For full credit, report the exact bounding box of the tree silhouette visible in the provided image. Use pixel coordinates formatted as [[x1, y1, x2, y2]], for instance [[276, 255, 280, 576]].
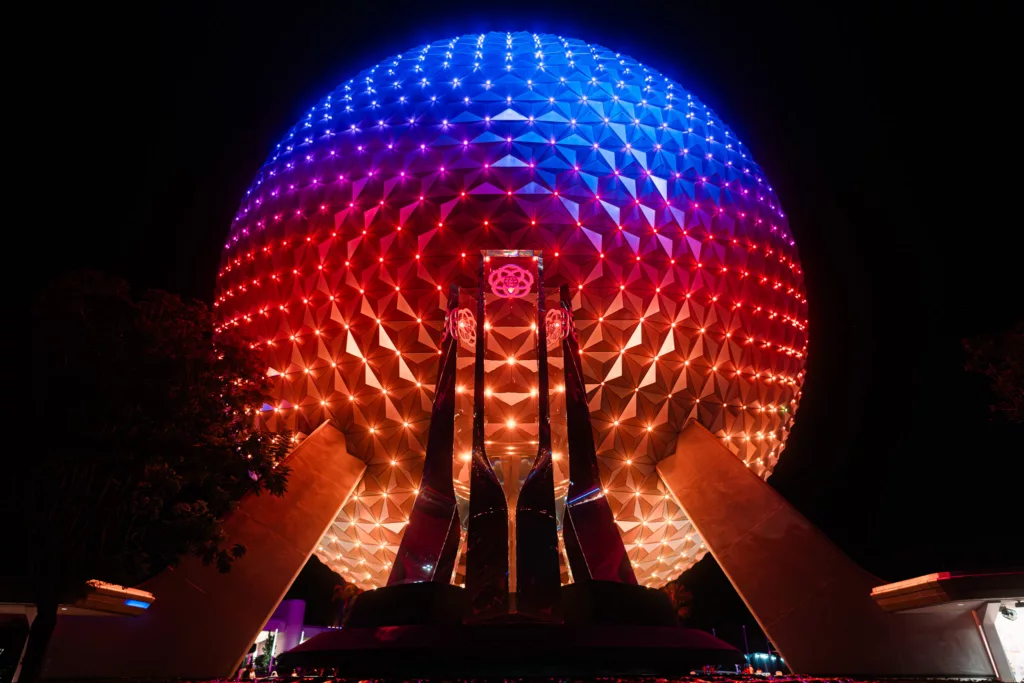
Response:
[[7, 271, 291, 681], [332, 582, 364, 626], [964, 321, 1024, 423], [661, 579, 694, 621]]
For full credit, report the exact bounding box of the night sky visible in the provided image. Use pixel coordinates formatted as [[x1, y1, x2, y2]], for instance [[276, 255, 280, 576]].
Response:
[[42, 1, 1019, 643]]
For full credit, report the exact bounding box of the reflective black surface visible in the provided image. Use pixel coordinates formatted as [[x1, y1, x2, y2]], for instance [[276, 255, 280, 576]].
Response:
[[464, 259, 510, 621], [387, 285, 462, 586], [514, 256, 563, 620], [559, 285, 638, 585]]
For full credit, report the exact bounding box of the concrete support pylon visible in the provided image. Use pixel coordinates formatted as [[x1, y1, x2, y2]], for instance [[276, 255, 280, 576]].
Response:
[[43, 421, 365, 680], [657, 420, 995, 677]]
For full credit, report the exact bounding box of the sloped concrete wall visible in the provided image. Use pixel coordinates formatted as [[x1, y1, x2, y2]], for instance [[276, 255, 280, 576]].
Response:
[[658, 421, 995, 677], [43, 422, 364, 680]]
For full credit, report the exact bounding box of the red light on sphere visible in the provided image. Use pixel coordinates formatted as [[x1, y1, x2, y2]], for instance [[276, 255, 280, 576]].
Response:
[[215, 32, 808, 591]]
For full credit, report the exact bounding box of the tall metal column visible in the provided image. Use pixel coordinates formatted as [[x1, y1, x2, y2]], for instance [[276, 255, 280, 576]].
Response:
[[387, 285, 461, 586], [463, 258, 510, 620], [514, 256, 563, 620], [559, 284, 637, 584]]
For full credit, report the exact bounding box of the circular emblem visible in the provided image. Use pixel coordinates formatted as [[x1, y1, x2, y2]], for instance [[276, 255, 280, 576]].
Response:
[[545, 308, 569, 351], [443, 308, 458, 342], [488, 264, 534, 299], [456, 308, 476, 349]]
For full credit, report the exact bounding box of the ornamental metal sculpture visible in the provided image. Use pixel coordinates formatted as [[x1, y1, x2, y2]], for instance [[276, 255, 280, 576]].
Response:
[[488, 264, 534, 299], [545, 307, 568, 351], [455, 308, 476, 349], [215, 31, 808, 591]]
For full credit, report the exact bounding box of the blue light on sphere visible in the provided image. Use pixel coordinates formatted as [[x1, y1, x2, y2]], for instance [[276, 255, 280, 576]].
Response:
[[216, 32, 807, 589]]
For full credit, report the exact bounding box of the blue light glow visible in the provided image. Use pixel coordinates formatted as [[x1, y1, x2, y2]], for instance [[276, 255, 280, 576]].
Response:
[[214, 31, 808, 590]]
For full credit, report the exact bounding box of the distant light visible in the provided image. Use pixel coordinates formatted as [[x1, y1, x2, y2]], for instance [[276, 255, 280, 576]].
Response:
[[124, 599, 151, 609]]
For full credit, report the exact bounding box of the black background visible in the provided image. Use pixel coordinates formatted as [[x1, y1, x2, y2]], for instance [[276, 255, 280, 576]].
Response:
[[37, 0, 1020, 643]]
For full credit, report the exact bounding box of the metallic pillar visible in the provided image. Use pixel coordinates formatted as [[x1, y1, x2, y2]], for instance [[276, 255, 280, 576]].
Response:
[[387, 285, 461, 586], [559, 284, 637, 585], [514, 256, 563, 620], [463, 259, 510, 620]]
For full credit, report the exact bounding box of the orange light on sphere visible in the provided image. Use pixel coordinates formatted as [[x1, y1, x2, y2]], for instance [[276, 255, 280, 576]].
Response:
[[214, 32, 808, 590]]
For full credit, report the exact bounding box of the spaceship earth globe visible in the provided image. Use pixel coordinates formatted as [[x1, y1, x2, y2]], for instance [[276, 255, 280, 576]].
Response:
[[215, 31, 808, 590]]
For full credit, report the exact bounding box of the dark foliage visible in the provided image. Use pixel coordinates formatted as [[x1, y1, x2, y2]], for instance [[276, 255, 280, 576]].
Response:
[[661, 579, 694, 621], [332, 583, 364, 627], [7, 271, 291, 681], [964, 321, 1024, 423], [254, 631, 276, 673]]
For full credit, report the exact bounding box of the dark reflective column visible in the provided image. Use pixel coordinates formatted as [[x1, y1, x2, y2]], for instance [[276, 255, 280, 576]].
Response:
[[387, 285, 461, 586], [559, 284, 637, 585], [514, 256, 563, 620], [463, 259, 510, 620]]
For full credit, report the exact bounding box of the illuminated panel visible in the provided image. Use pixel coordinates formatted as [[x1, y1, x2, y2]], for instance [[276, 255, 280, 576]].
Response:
[[215, 31, 808, 590]]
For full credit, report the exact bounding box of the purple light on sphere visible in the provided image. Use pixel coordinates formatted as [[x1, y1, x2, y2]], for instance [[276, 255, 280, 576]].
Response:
[[215, 32, 808, 589]]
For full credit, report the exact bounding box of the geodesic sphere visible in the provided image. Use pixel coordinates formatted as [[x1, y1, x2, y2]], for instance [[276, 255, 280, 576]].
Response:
[[215, 31, 808, 590]]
